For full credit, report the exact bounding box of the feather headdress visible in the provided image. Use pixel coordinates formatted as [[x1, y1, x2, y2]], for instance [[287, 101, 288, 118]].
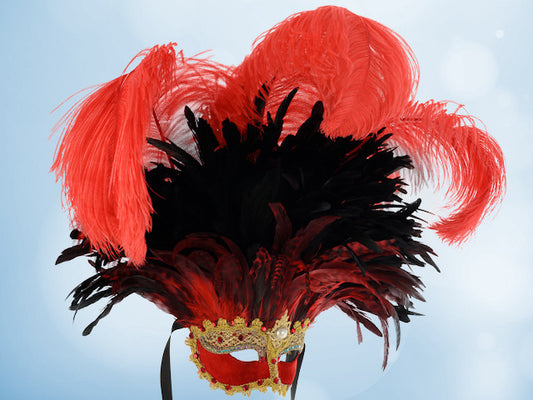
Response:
[[53, 6, 505, 399]]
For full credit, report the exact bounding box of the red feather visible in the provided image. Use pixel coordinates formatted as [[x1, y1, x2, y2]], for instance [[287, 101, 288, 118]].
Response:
[[388, 100, 506, 243], [213, 6, 418, 139], [52, 44, 179, 265], [52, 5, 505, 266]]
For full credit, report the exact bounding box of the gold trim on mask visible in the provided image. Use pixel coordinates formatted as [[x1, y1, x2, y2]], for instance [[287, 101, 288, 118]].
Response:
[[185, 311, 310, 396]]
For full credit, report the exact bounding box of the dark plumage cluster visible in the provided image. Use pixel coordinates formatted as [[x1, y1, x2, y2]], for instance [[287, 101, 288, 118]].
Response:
[[57, 89, 437, 366]]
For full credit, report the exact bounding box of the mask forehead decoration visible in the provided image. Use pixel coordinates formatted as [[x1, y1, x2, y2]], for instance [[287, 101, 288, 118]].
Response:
[[52, 5, 505, 399]]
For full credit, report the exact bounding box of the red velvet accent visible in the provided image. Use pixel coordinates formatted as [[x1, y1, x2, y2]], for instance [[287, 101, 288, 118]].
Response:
[[278, 358, 298, 384], [197, 340, 269, 385], [196, 340, 298, 386]]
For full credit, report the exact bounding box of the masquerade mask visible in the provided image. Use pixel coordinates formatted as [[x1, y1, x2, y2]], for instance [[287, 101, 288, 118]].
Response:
[[52, 5, 505, 399], [185, 313, 309, 395]]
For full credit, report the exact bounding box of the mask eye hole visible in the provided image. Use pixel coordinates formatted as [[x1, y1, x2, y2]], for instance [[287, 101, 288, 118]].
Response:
[[282, 350, 300, 363], [230, 349, 260, 362]]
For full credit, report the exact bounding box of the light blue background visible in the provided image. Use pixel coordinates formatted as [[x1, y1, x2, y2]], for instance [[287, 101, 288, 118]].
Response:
[[1, 1, 532, 399]]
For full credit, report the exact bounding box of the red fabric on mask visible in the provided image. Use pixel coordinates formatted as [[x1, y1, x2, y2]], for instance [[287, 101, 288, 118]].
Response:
[[196, 340, 298, 386]]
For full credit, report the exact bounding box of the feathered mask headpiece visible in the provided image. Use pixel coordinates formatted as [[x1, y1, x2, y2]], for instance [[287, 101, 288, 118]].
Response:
[[52, 6, 505, 399]]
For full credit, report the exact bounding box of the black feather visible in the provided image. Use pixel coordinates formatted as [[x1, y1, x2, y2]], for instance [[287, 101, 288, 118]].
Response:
[[58, 90, 438, 350]]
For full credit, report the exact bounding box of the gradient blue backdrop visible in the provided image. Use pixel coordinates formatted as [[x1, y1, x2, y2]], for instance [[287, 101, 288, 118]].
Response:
[[1, 1, 532, 399]]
